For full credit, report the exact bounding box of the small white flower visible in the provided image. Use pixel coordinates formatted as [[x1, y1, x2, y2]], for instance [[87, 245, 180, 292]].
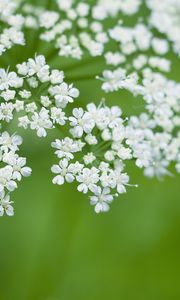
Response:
[[0, 191, 14, 217], [19, 89, 31, 99], [50, 70, 64, 84], [50, 83, 79, 108], [90, 187, 114, 213], [30, 108, 53, 137], [0, 102, 14, 122], [51, 107, 67, 125], [18, 116, 30, 129], [77, 167, 99, 194], [52, 137, 83, 160], [3, 154, 32, 181], [0, 132, 22, 152], [85, 134, 98, 145], [40, 96, 51, 107], [0, 69, 22, 90], [69, 108, 95, 138], [39, 11, 59, 29], [14, 100, 24, 112], [52, 159, 75, 185], [83, 153, 96, 165], [27, 55, 50, 82], [0, 165, 17, 192], [1, 89, 16, 101]]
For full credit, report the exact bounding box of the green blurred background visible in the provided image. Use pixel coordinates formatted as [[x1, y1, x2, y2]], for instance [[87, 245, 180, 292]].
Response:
[[0, 1, 180, 299]]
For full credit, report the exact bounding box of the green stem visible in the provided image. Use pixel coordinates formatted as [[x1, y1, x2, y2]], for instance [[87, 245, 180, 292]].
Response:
[[66, 74, 99, 82], [93, 141, 112, 155]]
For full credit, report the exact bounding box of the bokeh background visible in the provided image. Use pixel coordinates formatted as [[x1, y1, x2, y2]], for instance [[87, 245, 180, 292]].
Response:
[[0, 1, 180, 299]]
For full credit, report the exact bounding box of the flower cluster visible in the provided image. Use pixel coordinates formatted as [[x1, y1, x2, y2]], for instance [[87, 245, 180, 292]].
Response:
[[100, 67, 180, 132], [0, 0, 179, 217], [98, 68, 139, 93], [51, 102, 137, 213], [147, 0, 180, 56], [0, 54, 79, 137], [0, 0, 25, 56], [108, 22, 170, 57], [0, 131, 31, 216], [126, 114, 180, 177], [98, 67, 180, 177], [21, 0, 143, 60]]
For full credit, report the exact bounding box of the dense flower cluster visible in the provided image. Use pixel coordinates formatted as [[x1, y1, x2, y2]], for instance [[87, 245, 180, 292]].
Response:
[[127, 114, 180, 177], [100, 68, 180, 128], [0, 0, 179, 216], [0, 131, 31, 216], [0, 54, 79, 137], [21, 0, 143, 60], [0, 0, 25, 56], [99, 67, 180, 178], [147, 0, 180, 56], [51, 102, 138, 213]]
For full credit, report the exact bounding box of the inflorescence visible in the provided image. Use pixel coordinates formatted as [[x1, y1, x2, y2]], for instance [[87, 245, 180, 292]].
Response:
[[0, 0, 179, 215]]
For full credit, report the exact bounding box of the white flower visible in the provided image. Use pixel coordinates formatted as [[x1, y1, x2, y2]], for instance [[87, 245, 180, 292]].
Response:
[[0, 132, 22, 152], [144, 159, 170, 178], [100, 68, 138, 93], [90, 187, 114, 213], [104, 150, 115, 161], [105, 52, 126, 66], [40, 96, 51, 107], [0, 165, 17, 192], [50, 107, 67, 125], [25, 102, 37, 113], [50, 83, 79, 108], [68, 162, 84, 174], [1, 89, 16, 101], [77, 167, 99, 194], [69, 108, 95, 138], [30, 108, 53, 137], [19, 89, 31, 99], [109, 169, 130, 194], [116, 146, 132, 160], [0, 69, 22, 90], [27, 55, 50, 82], [27, 77, 38, 88], [0, 191, 14, 217], [0, 102, 14, 122], [18, 116, 30, 129], [52, 137, 83, 160], [39, 11, 59, 29], [51, 159, 75, 185], [3, 153, 32, 181], [50, 70, 64, 84], [83, 153, 96, 165], [16, 62, 29, 75], [85, 134, 98, 145], [108, 106, 122, 128]]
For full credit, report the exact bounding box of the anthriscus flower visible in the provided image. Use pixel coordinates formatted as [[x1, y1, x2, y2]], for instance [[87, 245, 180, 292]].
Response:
[[0, 0, 25, 56], [51, 102, 138, 213], [0, 0, 179, 216], [0, 54, 79, 137], [0, 131, 31, 216]]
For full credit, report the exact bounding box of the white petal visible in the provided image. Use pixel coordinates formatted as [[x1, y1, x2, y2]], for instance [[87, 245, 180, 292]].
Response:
[[6, 205, 14, 216], [21, 167, 32, 177], [65, 173, 74, 183], [52, 175, 64, 185]]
